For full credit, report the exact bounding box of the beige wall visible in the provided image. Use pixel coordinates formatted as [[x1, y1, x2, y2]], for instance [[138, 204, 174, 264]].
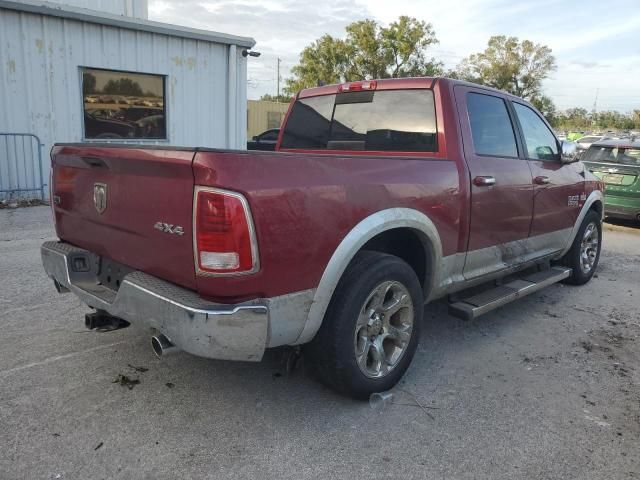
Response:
[[247, 100, 289, 139]]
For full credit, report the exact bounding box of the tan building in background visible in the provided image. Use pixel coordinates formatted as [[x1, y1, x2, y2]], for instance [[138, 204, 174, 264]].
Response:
[[247, 100, 289, 139]]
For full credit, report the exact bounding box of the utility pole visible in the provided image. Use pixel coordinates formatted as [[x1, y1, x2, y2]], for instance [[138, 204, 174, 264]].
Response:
[[277, 57, 281, 100], [592, 88, 599, 127]]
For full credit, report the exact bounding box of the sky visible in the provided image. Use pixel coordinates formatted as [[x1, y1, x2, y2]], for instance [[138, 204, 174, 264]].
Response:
[[148, 0, 640, 112]]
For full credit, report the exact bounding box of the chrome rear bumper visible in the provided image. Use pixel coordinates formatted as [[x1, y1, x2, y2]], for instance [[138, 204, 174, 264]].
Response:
[[41, 241, 269, 361]]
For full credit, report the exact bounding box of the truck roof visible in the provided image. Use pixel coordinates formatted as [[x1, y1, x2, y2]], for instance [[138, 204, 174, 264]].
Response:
[[592, 139, 640, 149], [296, 77, 526, 101]]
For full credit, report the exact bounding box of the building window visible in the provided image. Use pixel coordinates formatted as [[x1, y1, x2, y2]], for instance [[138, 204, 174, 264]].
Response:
[[81, 67, 166, 140], [267, 111, 284, 129]]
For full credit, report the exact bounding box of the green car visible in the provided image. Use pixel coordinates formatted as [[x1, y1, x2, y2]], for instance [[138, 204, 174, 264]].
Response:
[[582, 140, 640, 222], [567, 132, 583, 141]]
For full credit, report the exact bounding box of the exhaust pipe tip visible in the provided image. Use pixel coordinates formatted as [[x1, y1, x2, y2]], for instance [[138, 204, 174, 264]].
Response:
[[151, 334, 178, 358]]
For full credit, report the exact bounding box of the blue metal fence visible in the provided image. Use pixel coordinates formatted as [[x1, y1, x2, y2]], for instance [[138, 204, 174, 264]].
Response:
[[0, 133, 46, 201]]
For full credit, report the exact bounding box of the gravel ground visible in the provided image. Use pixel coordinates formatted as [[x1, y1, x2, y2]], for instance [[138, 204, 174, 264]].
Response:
[[1, 206, 638, 479]]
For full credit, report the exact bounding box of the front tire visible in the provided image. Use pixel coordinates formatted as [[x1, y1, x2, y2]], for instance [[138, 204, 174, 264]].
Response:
[[561, 209, 602, 285], [304, 251, 423, 399]]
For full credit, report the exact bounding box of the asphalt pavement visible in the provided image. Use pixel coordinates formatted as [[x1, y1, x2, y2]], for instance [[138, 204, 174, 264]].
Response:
[[1, 206, 638, 479]]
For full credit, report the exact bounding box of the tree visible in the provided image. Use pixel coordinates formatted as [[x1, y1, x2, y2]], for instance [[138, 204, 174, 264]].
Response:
[[457, 36, 556, 100], [595, 110, 634, 130], [103, 78, 143, 96], [284, 16, 443, 95], [530, 95, 557, 125], [260, 94, 292, 103], [82, 72, 96, 94], [555, 108, 590, 131]]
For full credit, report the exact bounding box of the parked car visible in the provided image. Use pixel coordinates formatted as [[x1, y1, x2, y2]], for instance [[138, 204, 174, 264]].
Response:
[[575, 135, 607, 158], [86, 108, 120, 120], [566, 132, 584, 141], [119, 107, 163, 122], [43, 77, 603, 399], [247, 128, 280, 151], [581, 139, 640, 222], [83, 111, 135, 139], [135, 114, 165, 138]]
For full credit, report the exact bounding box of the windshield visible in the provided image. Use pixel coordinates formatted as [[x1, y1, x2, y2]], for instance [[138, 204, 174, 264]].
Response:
[[281, 89, 437, 152], [583, 146, 640, 165]]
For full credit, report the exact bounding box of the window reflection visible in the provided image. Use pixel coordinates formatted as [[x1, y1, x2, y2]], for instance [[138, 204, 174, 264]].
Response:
[[82, 68, 166, 140], [467, 93, 518, 158]]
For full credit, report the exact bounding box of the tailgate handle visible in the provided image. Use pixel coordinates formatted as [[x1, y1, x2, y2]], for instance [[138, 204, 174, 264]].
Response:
[[82, 156, 108, 168]]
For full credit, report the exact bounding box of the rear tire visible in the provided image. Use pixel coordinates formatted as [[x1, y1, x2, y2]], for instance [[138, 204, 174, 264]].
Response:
[[561, 210, 602, 285], [304, 251, 423, 400]]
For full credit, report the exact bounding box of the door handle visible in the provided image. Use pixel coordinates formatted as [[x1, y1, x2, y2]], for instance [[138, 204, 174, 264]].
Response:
[[473, 176, 496, 187], [534, 176, 550, 185]]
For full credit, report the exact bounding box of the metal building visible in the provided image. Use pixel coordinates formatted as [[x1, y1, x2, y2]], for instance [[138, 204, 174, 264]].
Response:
[[0, 0, 255, 200]]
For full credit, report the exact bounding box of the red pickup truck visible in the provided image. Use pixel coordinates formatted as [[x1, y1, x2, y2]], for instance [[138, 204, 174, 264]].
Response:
[[42, 77, 603, 398]]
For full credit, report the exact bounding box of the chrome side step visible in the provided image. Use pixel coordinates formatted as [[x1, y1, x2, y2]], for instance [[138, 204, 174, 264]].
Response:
[[448, 267, 572, 321]]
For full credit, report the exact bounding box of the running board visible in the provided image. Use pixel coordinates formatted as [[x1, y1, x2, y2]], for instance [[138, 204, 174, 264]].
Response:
[[448, 267, 572, 321]]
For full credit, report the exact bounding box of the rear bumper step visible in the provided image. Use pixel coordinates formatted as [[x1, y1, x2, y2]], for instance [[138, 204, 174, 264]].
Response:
[[41, 241, 268, 361], [448, 267, 571, 321]]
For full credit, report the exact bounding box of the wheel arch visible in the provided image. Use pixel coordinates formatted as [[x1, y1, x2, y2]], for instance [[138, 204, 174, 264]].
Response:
[[294, 208, 443, 344], [589, 198, 604, 219], [559, 189, 604, 258]]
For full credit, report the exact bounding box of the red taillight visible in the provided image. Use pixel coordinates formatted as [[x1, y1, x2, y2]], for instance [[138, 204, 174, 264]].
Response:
[[194, 187, 258, 275], [338, 80, 377, 92]]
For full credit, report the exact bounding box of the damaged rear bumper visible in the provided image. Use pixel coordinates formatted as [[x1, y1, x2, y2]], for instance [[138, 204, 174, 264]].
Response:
[[41, 241, 268, 361]]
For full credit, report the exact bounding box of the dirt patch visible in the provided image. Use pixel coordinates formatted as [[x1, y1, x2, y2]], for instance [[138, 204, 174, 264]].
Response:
[[112, 374, 140, 390], [0, 199, 48, 209]]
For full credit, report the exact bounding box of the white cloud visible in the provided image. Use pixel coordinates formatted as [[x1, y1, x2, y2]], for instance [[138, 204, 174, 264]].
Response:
[[148, 0, 640, 110]]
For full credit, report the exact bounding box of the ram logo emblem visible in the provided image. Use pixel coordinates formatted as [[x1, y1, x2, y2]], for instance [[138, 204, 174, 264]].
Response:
[[154, 222, 185, 236], [93, 183, 107, 214]]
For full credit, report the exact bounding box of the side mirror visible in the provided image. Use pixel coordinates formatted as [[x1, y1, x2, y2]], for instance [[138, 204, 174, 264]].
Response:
[[560, 140, 579, 164], [252, 136, 258, 141]]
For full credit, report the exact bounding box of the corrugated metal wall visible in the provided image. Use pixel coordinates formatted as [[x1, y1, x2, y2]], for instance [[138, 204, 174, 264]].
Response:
[[247, 100, 289, 139], [45, 0, 148, 19], [0, 6, 248, 199]]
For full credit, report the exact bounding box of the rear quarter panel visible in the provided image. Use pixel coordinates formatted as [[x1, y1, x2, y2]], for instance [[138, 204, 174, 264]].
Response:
[[192, 150, 463, 301]]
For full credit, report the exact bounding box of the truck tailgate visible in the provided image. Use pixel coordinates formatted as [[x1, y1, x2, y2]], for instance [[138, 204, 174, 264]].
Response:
[[51, 145, 197, 290]]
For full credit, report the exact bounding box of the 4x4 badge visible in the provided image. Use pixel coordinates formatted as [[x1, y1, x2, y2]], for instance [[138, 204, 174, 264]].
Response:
[[154, 222, 185, 236], [93, 183, 107, 214]]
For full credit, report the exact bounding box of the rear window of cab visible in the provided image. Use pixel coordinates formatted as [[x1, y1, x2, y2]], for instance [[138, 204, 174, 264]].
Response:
[[583, 146, 640, 165], [280, 89, 437, 153]]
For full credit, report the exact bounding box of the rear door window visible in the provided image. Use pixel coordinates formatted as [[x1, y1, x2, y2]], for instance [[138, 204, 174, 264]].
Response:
[[280, 89, 437, 152], [466, 93, 518, 158], [513, 103, 558, 160]]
